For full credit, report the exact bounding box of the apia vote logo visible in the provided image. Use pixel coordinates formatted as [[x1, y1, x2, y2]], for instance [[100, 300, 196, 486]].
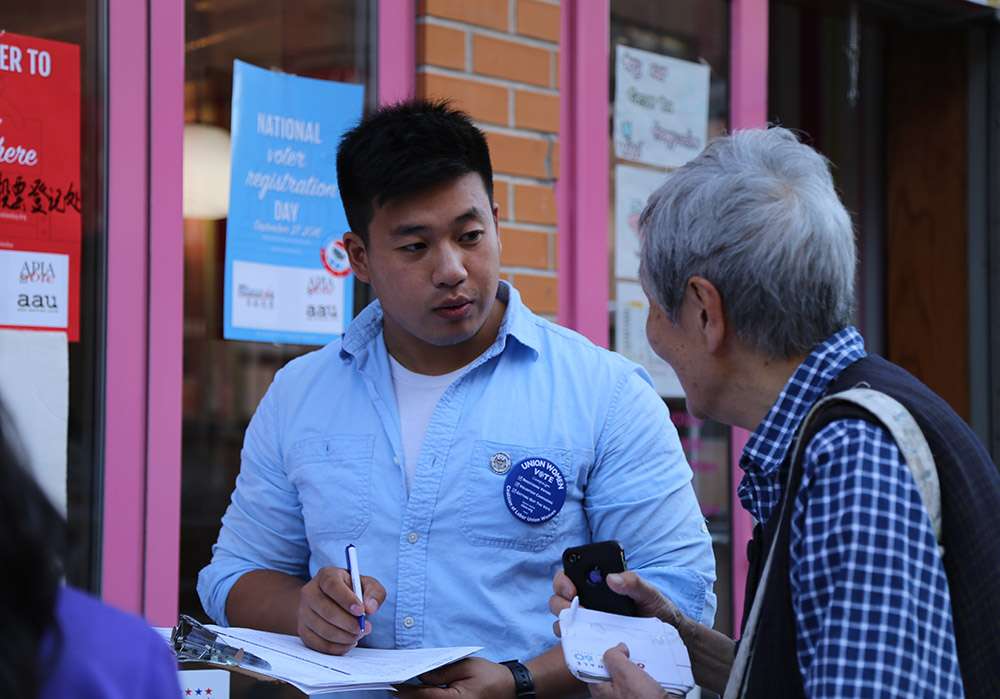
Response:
[[320, 238, 351, 278], [19, 259, 56, 284]]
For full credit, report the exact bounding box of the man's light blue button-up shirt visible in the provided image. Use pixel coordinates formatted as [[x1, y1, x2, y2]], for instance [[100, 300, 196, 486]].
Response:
[[198, 282, 716, 670]]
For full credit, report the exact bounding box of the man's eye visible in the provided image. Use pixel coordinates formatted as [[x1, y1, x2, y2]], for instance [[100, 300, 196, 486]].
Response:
[[461, 230, 484, 243], [399, 242, 425, 253]]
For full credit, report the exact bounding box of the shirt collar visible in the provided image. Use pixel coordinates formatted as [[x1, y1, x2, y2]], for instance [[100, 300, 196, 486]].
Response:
[[340, 280, 542, 363], [740, 326, 868, 480]]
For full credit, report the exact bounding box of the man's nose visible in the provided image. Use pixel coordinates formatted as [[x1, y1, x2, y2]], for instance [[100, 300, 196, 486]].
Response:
[[432, 244, 468, 287]]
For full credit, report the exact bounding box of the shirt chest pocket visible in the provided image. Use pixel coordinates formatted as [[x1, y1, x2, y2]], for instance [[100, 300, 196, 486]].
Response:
[[287, 434, 374, 540], [461, 440, 577, 552]]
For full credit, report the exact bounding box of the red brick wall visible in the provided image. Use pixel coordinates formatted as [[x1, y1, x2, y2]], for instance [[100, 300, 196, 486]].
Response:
[[416, 0, 560, 316]]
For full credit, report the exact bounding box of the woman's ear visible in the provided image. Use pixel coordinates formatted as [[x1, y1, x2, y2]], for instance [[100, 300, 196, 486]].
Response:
[[688, 276, 726, 354]]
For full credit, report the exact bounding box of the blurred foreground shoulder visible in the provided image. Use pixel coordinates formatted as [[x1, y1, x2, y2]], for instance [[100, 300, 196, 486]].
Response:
[[40, 586, 180, 699]]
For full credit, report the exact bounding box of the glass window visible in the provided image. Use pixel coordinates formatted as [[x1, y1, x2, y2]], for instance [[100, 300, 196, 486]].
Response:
[[180, 0, 376, 622], [2, 2, 107, 592], [609, 0, 734, 637]]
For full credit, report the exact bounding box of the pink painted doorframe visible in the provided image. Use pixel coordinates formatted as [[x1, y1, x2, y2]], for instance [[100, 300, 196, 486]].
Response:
[[557, 0, 611, 348], [103, 0, 184, 626], [729, 0, 768, 636], [144, 0, 185, 626], [557, 0, 767, 635], [379, 0, 415, 104], [103, 0, 407, 623], [102, 0, 151, 616]]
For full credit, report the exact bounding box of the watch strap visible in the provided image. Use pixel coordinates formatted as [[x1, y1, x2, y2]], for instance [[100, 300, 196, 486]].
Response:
[[500, 659, 536, 699]]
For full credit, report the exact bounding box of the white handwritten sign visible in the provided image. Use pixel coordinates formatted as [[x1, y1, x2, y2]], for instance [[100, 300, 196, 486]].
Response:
[[614, 45, 709, 169], [614, 164, 667, 280], [615, 281, 684, 398]]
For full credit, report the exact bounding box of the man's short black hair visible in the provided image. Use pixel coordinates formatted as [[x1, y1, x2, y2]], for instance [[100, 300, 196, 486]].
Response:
[[336, 99, 494, 241]]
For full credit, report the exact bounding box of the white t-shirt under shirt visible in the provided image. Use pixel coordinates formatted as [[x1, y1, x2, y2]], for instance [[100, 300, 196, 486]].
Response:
[[388, 355, 468, 493]]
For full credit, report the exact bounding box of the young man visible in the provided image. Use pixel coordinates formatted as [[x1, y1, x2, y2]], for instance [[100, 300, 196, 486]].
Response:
[[550, 127, 1000, 698], [198, 100, 716, 698]]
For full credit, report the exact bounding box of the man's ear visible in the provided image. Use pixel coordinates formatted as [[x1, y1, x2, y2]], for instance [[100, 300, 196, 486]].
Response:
[[688, 276, 726, 354], [492, 201, 502, 254], [343, 232, 371, 284]]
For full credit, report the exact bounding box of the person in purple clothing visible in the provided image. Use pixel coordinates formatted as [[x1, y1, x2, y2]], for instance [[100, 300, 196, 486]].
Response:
[[0, 404, 180, 699]]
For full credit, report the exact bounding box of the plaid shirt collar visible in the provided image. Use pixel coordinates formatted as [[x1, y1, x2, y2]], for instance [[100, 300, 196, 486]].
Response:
[[738, 326, 868, 523]]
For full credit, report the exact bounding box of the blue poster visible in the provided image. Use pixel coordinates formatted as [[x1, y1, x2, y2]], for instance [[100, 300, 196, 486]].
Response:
[[224, 60, 364, 344]]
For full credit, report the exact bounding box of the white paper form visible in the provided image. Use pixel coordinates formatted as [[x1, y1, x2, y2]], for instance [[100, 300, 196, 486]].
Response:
[[559, 598, 694, 695], [211, 626, 481, 694]]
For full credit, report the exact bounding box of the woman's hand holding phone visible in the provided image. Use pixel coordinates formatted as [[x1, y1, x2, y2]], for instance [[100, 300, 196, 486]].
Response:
[[548, 569, 685, 636], [550, 567, 737, 695]]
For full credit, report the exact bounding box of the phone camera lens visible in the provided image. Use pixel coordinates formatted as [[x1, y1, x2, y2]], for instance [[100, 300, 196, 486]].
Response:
[[569, 553, 581, 565]]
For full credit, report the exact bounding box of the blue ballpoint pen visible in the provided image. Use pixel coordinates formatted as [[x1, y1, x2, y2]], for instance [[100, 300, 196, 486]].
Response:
[[345, 544, 365, 633]]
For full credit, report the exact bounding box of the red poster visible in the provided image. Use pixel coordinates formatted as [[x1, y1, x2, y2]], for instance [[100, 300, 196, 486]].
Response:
[[0, 33, 81, 340]]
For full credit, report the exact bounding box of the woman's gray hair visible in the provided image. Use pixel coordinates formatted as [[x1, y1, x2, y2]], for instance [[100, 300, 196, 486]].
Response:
[[638, 127, 856, 359]]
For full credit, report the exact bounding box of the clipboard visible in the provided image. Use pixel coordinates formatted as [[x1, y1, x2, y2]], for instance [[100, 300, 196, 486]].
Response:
[[160, 617, 482, 694], [169, 614, 277, 680]]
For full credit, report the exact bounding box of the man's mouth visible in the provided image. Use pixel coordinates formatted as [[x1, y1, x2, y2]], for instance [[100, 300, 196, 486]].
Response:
[[435, 296, 472, 309], [433, 297, 474, 319]]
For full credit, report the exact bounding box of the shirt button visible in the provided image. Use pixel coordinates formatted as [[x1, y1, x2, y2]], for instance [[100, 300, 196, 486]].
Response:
[[393, 456, 400, 465], [403, 616, 415, 628], [407, 532, 419, 544]]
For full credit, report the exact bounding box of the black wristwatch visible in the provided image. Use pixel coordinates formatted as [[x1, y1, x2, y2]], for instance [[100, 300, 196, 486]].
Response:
[[500, 659, 536, 699]]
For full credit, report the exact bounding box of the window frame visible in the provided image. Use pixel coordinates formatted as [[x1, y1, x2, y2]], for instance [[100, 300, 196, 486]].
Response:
[[101, 0, 408, 625], [563, 0, 767, 634]]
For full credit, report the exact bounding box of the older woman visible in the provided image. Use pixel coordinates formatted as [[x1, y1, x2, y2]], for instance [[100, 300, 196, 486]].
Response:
[[552, 127, 998, 698]]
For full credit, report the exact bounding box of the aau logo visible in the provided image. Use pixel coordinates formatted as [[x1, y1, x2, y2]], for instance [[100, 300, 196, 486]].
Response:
[[19, 260, 56, 284], [17, 294, 58, 312]]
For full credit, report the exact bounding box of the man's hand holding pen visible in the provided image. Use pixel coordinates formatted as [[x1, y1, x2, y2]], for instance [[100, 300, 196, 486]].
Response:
[[297, 566, 386, 655]]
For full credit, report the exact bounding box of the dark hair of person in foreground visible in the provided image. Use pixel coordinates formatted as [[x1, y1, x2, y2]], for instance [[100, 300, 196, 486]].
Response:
[[0, 405, 66, 698]]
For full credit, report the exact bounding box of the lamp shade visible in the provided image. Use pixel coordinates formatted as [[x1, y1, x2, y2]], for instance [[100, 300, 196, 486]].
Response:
[[183, 123, 231, 220]]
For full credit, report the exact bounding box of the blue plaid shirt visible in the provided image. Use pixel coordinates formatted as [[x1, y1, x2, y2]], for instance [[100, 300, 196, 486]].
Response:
[[739, 327, 964, 697]]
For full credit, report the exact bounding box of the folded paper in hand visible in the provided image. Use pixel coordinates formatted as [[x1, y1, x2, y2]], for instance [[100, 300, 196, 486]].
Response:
[[559, 597, 694, 695], [157, 618, 481, 695]]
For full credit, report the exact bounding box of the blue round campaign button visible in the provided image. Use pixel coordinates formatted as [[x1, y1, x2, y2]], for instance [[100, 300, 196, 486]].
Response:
[[504, 457, 567, 524]]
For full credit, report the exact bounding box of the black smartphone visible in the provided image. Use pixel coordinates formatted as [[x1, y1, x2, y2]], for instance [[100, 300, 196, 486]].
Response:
[[562, 540, 637, 616]]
